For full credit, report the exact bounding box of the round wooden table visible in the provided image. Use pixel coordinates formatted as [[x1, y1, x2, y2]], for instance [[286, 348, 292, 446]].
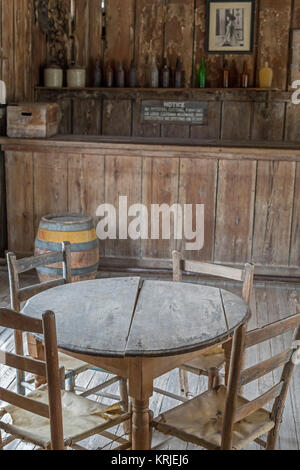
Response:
[[22, 277, 250, 450]]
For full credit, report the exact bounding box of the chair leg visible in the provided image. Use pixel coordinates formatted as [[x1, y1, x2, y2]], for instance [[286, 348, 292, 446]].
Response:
[[0, 429, 2, 450], [266, 426, 280, 450], [208, 368, 219, 390], [120, 379, 130, 435], [67, 374, 76, 392], [179, 368, 189, 397], [149, 410, 154, 449]]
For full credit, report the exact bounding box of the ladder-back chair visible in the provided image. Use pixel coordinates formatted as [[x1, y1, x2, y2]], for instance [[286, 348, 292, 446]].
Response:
[[0, 308, 131, 450], [6, 245, 128, 412], [153, 312, 300, 450], [172, 251, 254, 396]]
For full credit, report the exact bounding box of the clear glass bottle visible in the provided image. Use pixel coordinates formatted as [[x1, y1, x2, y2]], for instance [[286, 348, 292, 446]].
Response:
[[128, 60, 137, 88], [149, 57, 159, 88], [162, 58, 170, 88], [106, 61, 114, 87], [222, 60, 230, 88], [115, 61, 125, 88], [241, 61, 249, 88], [175, 58, 183, 88]]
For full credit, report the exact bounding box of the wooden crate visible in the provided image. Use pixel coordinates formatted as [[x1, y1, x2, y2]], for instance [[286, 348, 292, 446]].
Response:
[[7, 103, 59, 138]]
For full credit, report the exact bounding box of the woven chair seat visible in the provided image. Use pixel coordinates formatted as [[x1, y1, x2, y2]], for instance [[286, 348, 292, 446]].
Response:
[[183, 345, 225, 372], [153, 385, 275, 450], [0, 386, 125, 449]]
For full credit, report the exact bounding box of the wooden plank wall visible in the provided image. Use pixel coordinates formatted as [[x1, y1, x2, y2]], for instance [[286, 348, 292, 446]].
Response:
[[4, 146, 300, 277], [0, 0, 47, 103], [64, 0, 295, 90]]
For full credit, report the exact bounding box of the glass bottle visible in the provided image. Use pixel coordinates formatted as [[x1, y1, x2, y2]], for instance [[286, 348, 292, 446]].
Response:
[[149, 57, 159, 88], [241, 61, 249, 88], [128, 60, 137, 88], [222, 61, 230, 88], [198, 57, 207, 88], [175, 58, 183, 88], [106, 61, 114, 87], [93, 58, 102, 87], [162, 58, 170, 88], [259, 62, 273, 88], [115, 61, 125, 88]]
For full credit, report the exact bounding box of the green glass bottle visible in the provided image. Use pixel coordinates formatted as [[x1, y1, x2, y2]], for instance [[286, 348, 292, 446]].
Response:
[[198, 57, 207, 88]]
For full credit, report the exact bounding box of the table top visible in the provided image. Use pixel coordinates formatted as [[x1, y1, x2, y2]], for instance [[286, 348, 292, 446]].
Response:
[[22, 277, 250, 359]]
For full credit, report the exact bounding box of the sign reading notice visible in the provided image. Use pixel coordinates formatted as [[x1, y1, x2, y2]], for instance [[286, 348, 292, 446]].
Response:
[[141, 101, 208, 125]]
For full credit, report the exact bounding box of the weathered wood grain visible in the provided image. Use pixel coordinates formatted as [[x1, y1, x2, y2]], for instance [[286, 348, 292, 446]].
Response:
[[252, 161, 296, 266], [74, 0, 89, 67], [105, 0, 135, 71], [251, 103, 285, 142], [104, 155, 142, 258], [164, 0, 194, 88], [221, 102, 252, 140], [102, 100, 132, 136], [256, 0, 292, 90], [178, 158, 217, 260], [67, 153, 105, 222], [214, 160, 256, 264], [290, 162, 300, 267], [5, 151, 34, 253], [141, 157, 179, 260], [134, 0, 165, 87], [33, 152, 68, 235], [72, 99, 101, 135]]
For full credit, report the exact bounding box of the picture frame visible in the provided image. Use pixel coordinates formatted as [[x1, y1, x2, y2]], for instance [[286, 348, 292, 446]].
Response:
[[206, 0, 255, 54]]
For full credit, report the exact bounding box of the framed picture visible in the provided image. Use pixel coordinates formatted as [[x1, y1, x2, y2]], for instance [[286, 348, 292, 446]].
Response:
[[206, 1, 255, 54]]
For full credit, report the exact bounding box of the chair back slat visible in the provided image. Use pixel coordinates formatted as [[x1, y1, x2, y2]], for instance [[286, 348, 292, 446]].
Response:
[[183, 260, 244, 282], [0, 308, 64, 450], [0, 308, 43, 334], [234, 382, 283, 424], [222, 315, 300, 449], [16, 251, 64, 274], [18, 278, 65, 302], [240, 349, 292, 386], [172, 251, 254, 305], [0, 350, 46, 377], [245, 313, 300, 349], [0, 387, 49, 419]]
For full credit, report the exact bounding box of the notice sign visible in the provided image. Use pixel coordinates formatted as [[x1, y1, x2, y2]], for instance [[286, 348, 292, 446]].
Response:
[[141, 101, 208, 125]]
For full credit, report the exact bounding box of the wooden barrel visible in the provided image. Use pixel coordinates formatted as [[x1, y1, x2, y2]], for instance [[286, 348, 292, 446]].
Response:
[[35, 213, 99, 282]]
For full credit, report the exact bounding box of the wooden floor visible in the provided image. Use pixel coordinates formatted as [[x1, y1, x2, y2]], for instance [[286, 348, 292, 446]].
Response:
[[0, 269, 299, 451]]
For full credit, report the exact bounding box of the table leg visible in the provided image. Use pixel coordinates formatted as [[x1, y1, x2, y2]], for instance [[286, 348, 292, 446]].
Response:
[[131, 398, 151, 450]]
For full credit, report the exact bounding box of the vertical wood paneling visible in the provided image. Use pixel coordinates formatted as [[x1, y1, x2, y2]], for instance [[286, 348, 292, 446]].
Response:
[[178, 158, 217, 261], [221, 102, 252, 140], [214, 160, 256, 264], [134, 0, 165, 87], [102, 100, 132, 136], [141, 157, 179, 259], [251, 103, 285, 142], [72, 99, 101, 135], [33, 153, 68, 235], [252, 161, 296, 266], [74, 0, 89, 67], [87, 0, 103, 85], [67, 154, 105, 221], [191, 102, 221, 139], [104, 155, 142, 258], [0, 151, 6, 256], [290, 163, 300, 267], [105, 0, 135, 71], [2, 0, 15, 102], [256, 0, 292, 90], [5, 151, 34, 252], [132, 100, 161, 137], [285, 103, 300, 142], [164, 0, 194, 87]]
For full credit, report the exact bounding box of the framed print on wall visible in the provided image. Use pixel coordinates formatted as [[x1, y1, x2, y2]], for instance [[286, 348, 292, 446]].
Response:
[[206, 0, 255, 54]]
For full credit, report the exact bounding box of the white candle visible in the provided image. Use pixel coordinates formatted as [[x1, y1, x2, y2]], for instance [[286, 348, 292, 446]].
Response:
[[70, 0, 75, 21]]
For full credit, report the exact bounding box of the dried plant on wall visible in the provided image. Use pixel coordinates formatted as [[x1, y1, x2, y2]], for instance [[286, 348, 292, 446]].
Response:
[[35, 0, 72, 67]]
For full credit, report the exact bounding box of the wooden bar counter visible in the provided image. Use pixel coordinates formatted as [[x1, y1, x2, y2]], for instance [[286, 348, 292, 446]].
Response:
[[1, 136, 299, 278]]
